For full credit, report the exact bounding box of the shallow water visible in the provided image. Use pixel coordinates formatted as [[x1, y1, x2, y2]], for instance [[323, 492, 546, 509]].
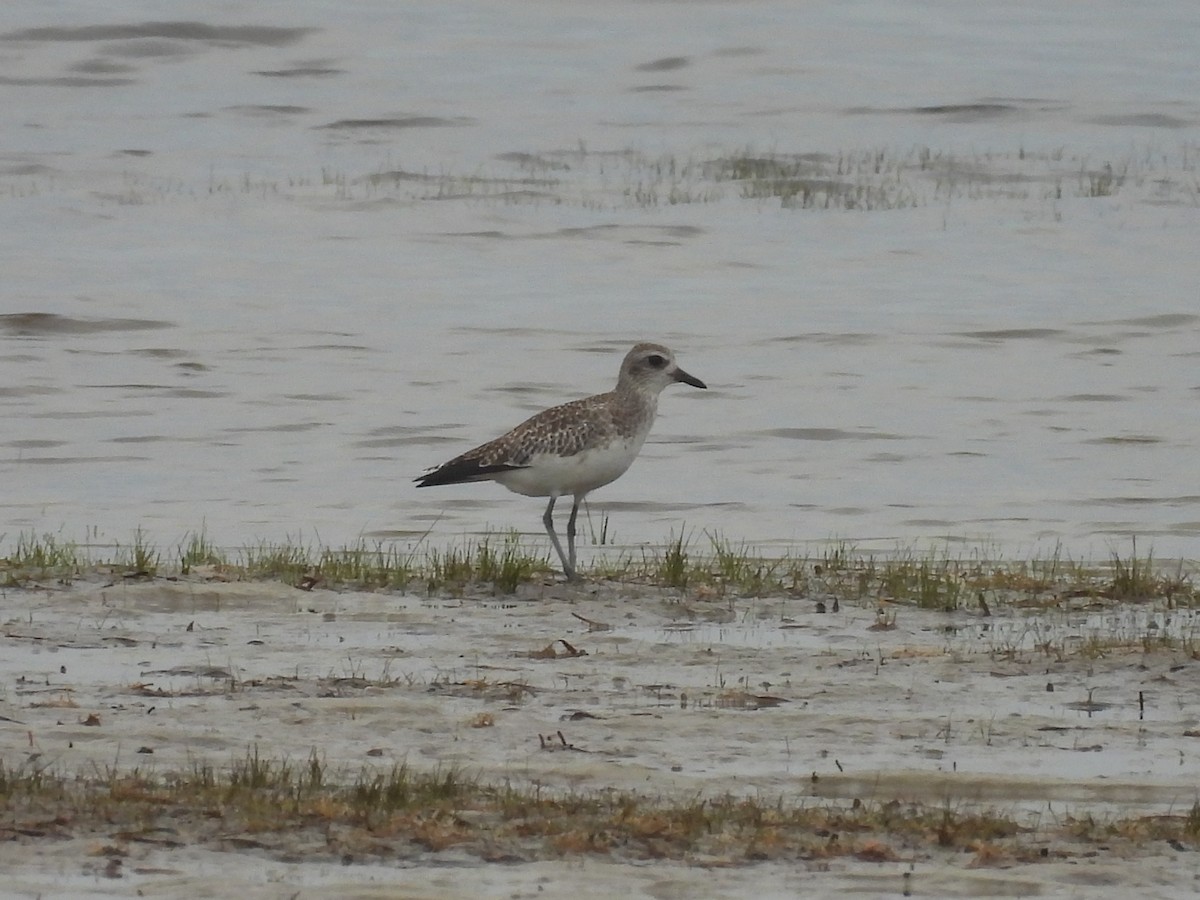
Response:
[[1, 1, 1198, 561]]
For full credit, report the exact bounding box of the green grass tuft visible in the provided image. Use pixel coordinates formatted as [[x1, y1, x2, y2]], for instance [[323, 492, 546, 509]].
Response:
[[1, 528, 1195, 613]]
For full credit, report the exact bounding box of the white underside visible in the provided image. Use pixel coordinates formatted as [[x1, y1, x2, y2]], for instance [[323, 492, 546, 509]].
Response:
[[494, 436, 645, 499]]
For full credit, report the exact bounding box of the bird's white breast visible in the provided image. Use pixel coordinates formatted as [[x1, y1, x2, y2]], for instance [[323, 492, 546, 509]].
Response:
[[495, 433, 646, 498]]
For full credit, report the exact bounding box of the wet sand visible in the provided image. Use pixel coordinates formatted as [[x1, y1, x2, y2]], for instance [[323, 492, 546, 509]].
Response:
[[3, 574, 1199, 897]]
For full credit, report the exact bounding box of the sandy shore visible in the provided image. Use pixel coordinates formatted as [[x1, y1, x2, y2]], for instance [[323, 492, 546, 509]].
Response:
[[3, 573, 1199, 898]]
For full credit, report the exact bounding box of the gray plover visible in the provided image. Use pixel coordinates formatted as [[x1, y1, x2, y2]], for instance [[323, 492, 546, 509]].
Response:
[[415, 342, 706, 581]]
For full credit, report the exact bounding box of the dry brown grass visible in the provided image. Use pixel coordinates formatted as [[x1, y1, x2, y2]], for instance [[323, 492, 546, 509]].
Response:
[[3, 757, 1198, 867]]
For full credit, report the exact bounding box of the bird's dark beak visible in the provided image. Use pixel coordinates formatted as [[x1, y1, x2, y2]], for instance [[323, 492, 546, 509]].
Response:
[[673, 367, 706, 389]]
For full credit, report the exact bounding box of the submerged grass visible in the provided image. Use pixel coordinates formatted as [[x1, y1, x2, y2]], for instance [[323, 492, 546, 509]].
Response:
[[306, 141, 1198, 212], [2, 755, 1198, 864], [0, 528, 1194, 612]]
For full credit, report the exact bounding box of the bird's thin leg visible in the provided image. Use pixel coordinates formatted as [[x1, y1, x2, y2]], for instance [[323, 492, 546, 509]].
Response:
[[542, 495, 575, 580], [566, 496, 581, 576]]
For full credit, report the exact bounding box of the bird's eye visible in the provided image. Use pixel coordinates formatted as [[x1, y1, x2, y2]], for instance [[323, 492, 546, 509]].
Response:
[[647, 354, 667, 368]]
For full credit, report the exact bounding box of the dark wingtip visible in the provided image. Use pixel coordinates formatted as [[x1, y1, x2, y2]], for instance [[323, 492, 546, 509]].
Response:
[[415, 460, 527, 488]]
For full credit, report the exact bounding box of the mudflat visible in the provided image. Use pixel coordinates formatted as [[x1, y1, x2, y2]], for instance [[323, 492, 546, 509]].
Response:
[[3, 572, 1198, 898]]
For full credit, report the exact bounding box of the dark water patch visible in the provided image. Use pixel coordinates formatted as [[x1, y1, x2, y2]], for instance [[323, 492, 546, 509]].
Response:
[[622, 225, 704, 246], [443, 224, 700, 241], [977, 95, 1063, 105], [226, 104, 310, 116], [320, 116, 473, 130], [1058, 394, 1126, 402], [629, 85, 687, 93], [707, 153, 832, 180], [909, 103, 1021, 121], [255, 66, 343, 78], [224, 422, 327, 434], [83, 384, 226, 399], [921, 164, 1052, 186], [515, 223, 703, 241], [950, 395, 1000, 403], [486, 382, 559, 396], [846, 103, 1021, 121], [757, 428, 907, 442], [1, 23, 315, 47], [867, 452, 908, 463], [130, 347, 186, 358], [1088, 113, 1192, 129], [361, 528, 440, 541], [1063, 698, 1114, 713], [971, 516, 1040, 525], [649, 434, 710, 445], [69, 59, 136, 74], [691, 440, 748, 453], [109, 435, 169, 444], [555, 224, 700, 240], [259, 469, 299, 481], [1103, 313, 1198, 329], [118, 149, 152, 157], [167, 388, 224, 398], [495, 152, 571, 171], [1072, 347, 1122, 357], [428, 498, 505, 511], [450, 230, 510, 239], [281, 393, 345, 402], [13, 454, 149, 464], [27, 408, 153, 420], [295, 343, 372, 352], [450, 326, 579, 339], [0, 162, 58, 176], [0, 313, 171, 336], [1075, 495, 1200, 507], [439, 189, 556, 203], [1084, 434, 1163, 445], [1087, 523, 1191, 538], [599, 500, 742, 513], [764, 332, 874, 346], [0, 76, 136, 87], [955, 328, 1066, 341], [7, 439, 65, 449], [658, 225, 703, 238], [367, 169, 557, 188], [102, 39, 194, 58], [85, 382, 164, 389], [635, 56, 690, 72]]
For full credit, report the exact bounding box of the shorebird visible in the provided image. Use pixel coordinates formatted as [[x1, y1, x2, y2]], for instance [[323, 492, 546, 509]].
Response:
[[415, 342, 706, 580]]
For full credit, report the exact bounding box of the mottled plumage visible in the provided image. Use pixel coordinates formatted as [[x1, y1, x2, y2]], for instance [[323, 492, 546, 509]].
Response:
[[415, 343, 706, 580]]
